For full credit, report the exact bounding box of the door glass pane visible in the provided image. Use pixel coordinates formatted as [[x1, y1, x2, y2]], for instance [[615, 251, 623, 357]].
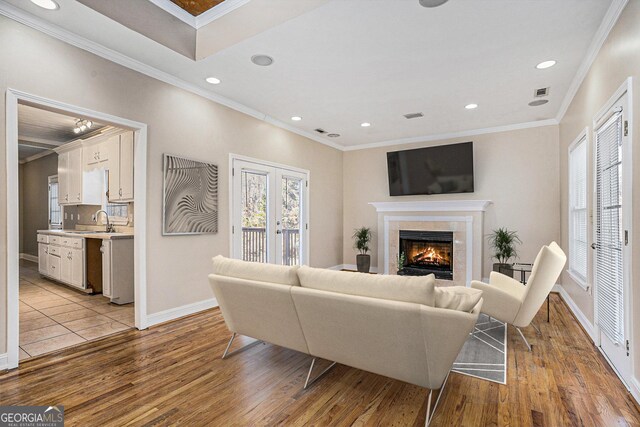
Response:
[[281, 176, 302, 265], [241, 171, 268, 263]]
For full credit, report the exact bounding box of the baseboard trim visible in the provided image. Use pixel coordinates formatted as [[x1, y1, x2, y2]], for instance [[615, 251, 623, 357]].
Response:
[[146, 298, 218, 328], [19, 253, 38, 263], [0, 353, 8, 371], [330, 264, 379, 273], [556, 285, 596, 342], [631, 377, 640, 406]]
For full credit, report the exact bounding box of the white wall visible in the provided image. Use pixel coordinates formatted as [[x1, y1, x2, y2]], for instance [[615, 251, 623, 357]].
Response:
[[0, 16, 344, 354], [558, 1, 640, 388], [342, 125, 561, 277]]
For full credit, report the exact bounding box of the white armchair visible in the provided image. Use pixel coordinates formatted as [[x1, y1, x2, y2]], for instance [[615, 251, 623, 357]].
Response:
[[471, 242, 566, 351]]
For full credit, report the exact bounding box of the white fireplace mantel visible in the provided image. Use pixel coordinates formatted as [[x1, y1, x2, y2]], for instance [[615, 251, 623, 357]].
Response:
[[369, 200, 492, 213]]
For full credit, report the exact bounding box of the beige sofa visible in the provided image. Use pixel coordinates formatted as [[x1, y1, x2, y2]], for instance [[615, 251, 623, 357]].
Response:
[[208, 256, 482, 425]]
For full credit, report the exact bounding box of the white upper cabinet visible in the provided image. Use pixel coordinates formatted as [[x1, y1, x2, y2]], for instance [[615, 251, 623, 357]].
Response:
[[108, 131, 134, 202], [83, 136, 112, 169], [58, 145, 103, 206]]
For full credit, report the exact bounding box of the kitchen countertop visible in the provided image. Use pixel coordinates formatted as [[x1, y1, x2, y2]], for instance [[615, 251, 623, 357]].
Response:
[[37, 229, 134, 240]]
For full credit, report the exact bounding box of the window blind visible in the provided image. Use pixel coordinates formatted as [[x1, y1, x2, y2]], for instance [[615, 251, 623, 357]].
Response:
[[595, 111, 624, 345], [568, 137, 587, 283]]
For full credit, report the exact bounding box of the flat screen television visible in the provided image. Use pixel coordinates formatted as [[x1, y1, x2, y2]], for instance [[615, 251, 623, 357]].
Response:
[[386, 142, 474, 196]]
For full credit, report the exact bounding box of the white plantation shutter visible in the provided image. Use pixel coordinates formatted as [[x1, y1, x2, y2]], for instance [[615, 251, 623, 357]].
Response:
[[595, 111, 624, 345], [568, 137, 587, 283]]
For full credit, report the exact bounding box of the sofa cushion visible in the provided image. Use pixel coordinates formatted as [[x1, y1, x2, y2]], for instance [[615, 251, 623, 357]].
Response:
[[434, 286, 482, 312], [297, 266, 435, 306], [212, 255, 300, 286]]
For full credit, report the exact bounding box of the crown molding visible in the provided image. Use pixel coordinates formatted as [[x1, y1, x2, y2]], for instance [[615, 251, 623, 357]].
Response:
[[369, 200, 493, 213], [146, 0, 196, 27], [147, 0, 251, 29], [555, 0, 629, 123], [19, 149, 55, 165], [195, 0, 251, 29], [342, 118, 558, 152], [0, 1, 341, 152]]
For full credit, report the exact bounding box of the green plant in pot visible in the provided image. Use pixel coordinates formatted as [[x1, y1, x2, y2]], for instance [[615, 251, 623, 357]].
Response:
[[353, 227, 373, 273], [488, 227, 521, 277]]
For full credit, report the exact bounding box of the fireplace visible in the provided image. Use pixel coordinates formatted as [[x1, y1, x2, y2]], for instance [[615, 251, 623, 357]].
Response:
[[398, 230, 453, 280]]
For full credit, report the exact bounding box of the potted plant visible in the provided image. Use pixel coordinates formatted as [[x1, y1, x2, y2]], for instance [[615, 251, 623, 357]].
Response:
[[488, 227, 521, 277], [353, 227, 373, 273], [396, 252, 407, 275]]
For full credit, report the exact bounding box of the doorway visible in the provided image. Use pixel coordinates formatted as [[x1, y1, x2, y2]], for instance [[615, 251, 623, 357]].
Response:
[[592, 82, 633, 385], [230, 155, 309, 266], [5, 89, 148, 370]]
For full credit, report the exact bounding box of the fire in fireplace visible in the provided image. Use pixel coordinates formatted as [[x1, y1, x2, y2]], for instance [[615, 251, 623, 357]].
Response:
[[399, 230, 453, 280]]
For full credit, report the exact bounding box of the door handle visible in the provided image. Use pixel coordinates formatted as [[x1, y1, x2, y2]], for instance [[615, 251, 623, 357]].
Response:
[[591, 243, 597, 250]]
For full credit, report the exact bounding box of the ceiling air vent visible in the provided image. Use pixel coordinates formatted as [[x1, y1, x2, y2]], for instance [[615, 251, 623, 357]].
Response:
[[534, 87, 550, 98], [403, 112, 424, 119], [314, 128, 327, 134]]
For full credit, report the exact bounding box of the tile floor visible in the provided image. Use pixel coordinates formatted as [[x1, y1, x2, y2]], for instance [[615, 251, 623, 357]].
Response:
[[19, 260, 134, 360]]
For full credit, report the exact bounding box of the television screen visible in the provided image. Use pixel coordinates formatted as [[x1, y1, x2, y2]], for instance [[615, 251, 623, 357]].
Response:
[[386, 142, 474, 196]]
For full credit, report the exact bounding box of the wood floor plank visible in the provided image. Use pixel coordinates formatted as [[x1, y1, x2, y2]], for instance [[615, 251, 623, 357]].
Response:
[[1, 293, 639, 426]]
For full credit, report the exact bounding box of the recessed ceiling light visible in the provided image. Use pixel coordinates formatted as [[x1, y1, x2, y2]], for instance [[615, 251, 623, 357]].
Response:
[[465, 103, 478, 109], [251, 55, 274, 66], [361, 122, 371, 127], [30, 0, 59, 10], [205, 77, 221, 85], [536, 60, 556, 69], [327, 133, 340, 138], [291, 116, 302, 121], [419, 0, 449, 7], [528, 99, 549, 107]]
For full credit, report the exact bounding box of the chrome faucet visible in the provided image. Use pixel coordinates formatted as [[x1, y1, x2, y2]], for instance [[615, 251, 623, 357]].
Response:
[[95, 210, 115, 233]]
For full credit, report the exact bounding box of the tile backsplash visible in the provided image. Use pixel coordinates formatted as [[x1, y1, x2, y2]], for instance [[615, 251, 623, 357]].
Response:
[[62, 202, 134, 233]]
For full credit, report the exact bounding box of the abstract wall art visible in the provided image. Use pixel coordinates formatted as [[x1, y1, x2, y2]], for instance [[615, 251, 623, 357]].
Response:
[[162, 154, 218, 235]]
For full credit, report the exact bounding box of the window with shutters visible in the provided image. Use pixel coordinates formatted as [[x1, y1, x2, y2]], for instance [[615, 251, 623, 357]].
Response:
[[568, 134, 588, 287]]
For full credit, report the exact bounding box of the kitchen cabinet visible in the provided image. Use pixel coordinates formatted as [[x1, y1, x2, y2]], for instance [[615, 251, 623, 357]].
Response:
[[108, 131, 134, 202], [101, 239, 134, 304], [61, 248, 84, 288], [58, 145, 103, 206], [38, 232, 85, 290], [38, 243, 49, 275], [83, 135, 112, 168]]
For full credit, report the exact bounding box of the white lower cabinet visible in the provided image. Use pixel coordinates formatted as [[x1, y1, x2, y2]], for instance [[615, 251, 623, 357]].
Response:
[[48, 253, 61, 280], [38, 243, 49, 275], [38, 233, 85, 290]]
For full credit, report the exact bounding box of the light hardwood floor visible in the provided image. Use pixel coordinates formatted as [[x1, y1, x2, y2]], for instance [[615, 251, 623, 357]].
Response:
[[1, 293, 639, 426]]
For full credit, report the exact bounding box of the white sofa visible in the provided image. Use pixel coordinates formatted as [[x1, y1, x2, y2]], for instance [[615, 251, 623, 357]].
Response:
[[208, 256, 483, 425]]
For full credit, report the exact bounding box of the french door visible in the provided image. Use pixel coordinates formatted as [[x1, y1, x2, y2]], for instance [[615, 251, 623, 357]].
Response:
[[231, 157, 308, 266], [593, 92, 631, 384]]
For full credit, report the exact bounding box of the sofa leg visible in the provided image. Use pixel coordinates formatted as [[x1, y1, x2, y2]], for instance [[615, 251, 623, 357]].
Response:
[[303, 358, 337, 390], [222, 333, 237, 359], [425, 371, 450, 426], [516, 327, 532, 352], [221, 333, 263, 359]]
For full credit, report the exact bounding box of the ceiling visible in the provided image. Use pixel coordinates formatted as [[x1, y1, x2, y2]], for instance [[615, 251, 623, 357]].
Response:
[[2, 0, 619, 150], [171, 0, 225, 16], [18, 104, 106, 162]]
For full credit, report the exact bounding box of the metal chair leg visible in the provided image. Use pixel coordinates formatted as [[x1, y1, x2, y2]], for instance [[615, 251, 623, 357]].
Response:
[[303, 357, 337, 390], [221, 333, 263, 359], [516, 327, 532, 351], [425, 371, 450, 426], [222, 333, 236, 359]]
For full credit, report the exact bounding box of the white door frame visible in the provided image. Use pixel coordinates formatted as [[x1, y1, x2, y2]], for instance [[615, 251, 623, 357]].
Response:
[[228, 154, 310, 265], [5, 88, 149, 369], [591, 77, 634, 386]]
